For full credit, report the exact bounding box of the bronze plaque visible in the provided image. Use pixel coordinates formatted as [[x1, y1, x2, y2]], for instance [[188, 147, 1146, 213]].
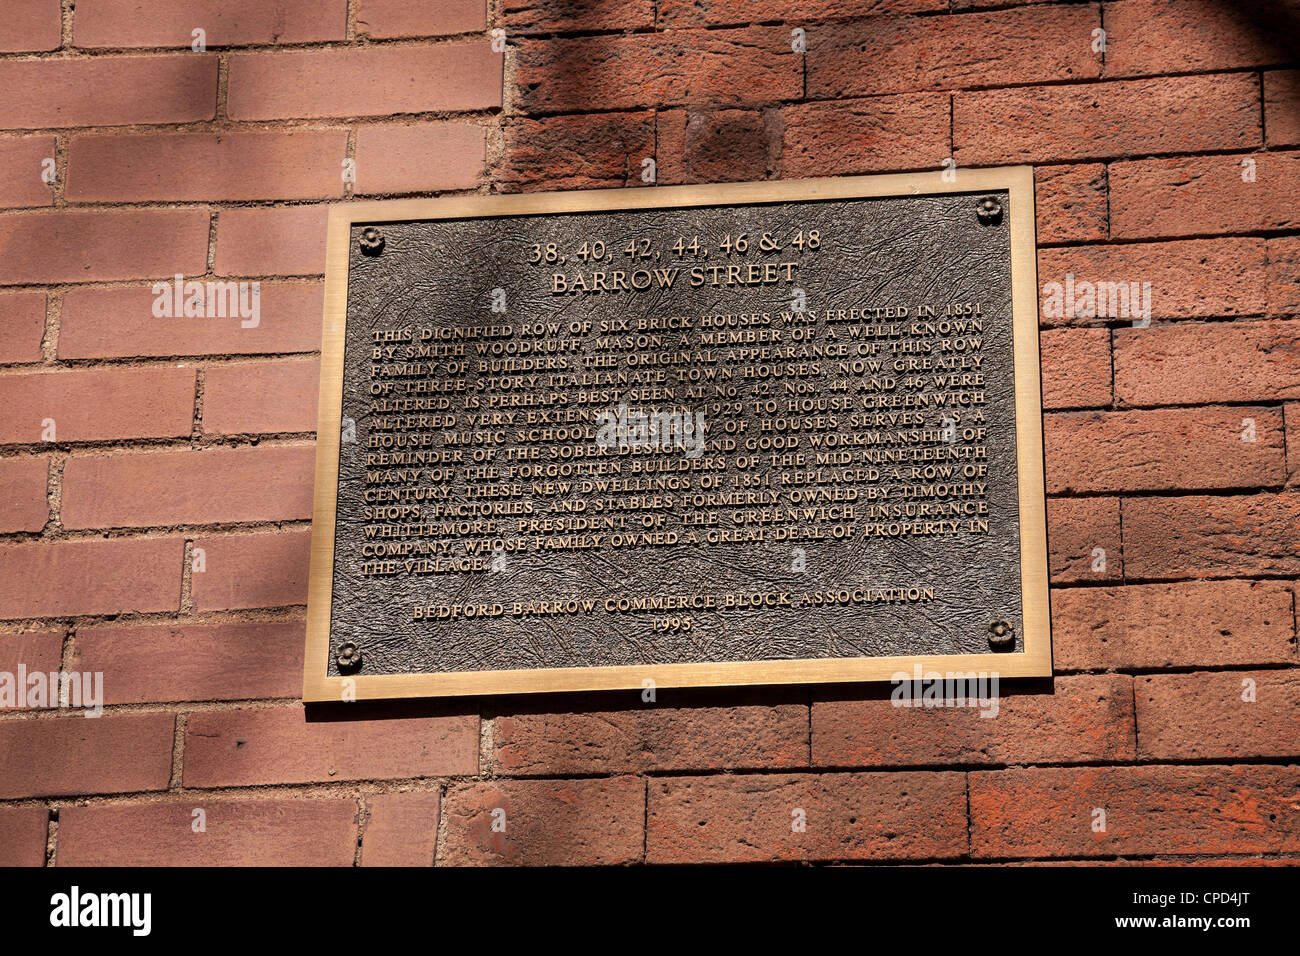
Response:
[[304, 170, 1050, 701]]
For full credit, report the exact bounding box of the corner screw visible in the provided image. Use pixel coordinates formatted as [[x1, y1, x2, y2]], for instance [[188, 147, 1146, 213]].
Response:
[[336, 641, 363, 672], [987, 619, 1015, 650], [976, 196, 1003, 225], [359, 226, 385, 256]]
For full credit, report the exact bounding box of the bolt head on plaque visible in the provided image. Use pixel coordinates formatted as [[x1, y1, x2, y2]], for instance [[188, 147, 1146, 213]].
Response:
[[987, 619, 1015, 649], [335, 641, 363, 672], [976, 197, 1003, 225], [359, 226, 385, 256]]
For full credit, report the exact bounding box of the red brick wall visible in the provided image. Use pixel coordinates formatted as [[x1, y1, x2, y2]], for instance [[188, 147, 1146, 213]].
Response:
[[0, 0, 1297, 866]]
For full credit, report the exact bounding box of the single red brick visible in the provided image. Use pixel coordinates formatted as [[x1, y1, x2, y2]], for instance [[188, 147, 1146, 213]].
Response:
[[1044, 406, 1285, 494], [202, 359, 320, 435], [0, 537, 182, 620], [1035, 164, 1108, 244], [361, 791, 441, 867], [0, 807, 47, 865], [183, 705, 478, 787], [681, 109, 780, 183], [515, 28, 800, 114], [498, 112, 655, 192], [492, 700, 808, 775], [74, 0, 347, 47], [227, 43, 502, 120], [0, 136, 55, 208], [647, 771, 967, 863], [1110, 152, 1300, 239], [653, 109, 688, 185], [71, 620, 304, 704], [1289, 404, 1300, 484], [504, 0, 650, 32], [1114, 320, 1300, 407], [659, 0, 945, 27], [1038, 238, 1266, 326], [1265, 70, 1300, 147], [62, 444, 315, 530], [359, 0, 486, 37], [1052, 580, 1296, 670], [813, 674, 1135, 767], [956, 74, 1260, 166], [1041, 328, 1111, 409], [68, 129, 348, 203], [1104, 0, 1293, 77], [0, 291, 45, 363], [0, 457, 47, 533], [442, 777, 644, 865], [1138, 671, 1300, 760], [971, 764, 1300, 858], [355, 123, 485, 195], [1124, 492, 1300, 579], [0, 366, 195, 445], [215, 206, 328, 277], [1267, 236, 1300, 316], [781, 94, 949, 178], [0, 0, 60, 52], [57, 797, 358, 866], [189, 529, 311, 610], [1047, 496, 1122, 583], [0, 55, 216, 129], [0, 713, 174, 798], [808, 4, 1100, 98], [0, 629, 62, 713], [0, 208, 210, 286], [59, 281, 323, 359]]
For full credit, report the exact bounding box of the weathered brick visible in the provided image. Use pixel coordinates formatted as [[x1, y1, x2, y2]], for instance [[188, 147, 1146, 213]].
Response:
[[1267, 236, 1300, 316], [215, 206, 328, 277], [189, 528, 311, 611], [1124, 492, 1300, 579], [0, 538, 182, 620], [0, 208, 210, 286], [0, 136, 55, 208], [1052, 580, 1296, 670], [0, 713, 174, 798], [1039, 238, 1267, 327], [361, 791, 441, 867], [1105, 0, 1294, 77], [1041, 328, 1111, 409], [1048, 496, 1122, 583], [183, 705, 478, 787], [202, 359, 320, 435], [1035, 164, 1108, 244], [1138, 671, 1300, 760], [227, 43, 502, 120], [1265, 70, 1300, 147], [0, 807, 47, 865], [0, 56, 216, 129], [648, 771, 967, 863], [74, 0, 348, 47], [492, 698, 808, 775], [957, 75, 1260, 165], [1110, 152, 1300, 239], [0, 366, 195, 445], [59, 282, 323, 359], [971, 764, 1300, 858], [442, 777, 644, 865], [62, 444, 315, 530], [1044, 406, 1285, 494], [1114, 320, 1300, 407], [71, 620, 304, 704], [68, 129, 349, 202], [355, 123, 485, 195], [680, 109, 780, 183], [812, 674, 1135, 767], [504, 0, 651, 32], [515, 28, 800, 114], [781, 94, 949, 178], [0, 457, 47, 533], [58, 798, 358, 866], [659, 0, 945, 27], [807, 5, 1100, 98], [498, 112, 654, 192], [360, 0, 486, 37], [1289, 403, 1300, 484], [0, 291, 45, 363], [0, 0, 60, 52]]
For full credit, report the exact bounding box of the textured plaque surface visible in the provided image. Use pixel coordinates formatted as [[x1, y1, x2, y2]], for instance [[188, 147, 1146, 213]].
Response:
[[304, 171, 1050, 700]]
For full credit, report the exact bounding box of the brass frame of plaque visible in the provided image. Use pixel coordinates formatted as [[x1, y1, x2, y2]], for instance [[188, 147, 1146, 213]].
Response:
[[304, 167, 1050, 702]]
